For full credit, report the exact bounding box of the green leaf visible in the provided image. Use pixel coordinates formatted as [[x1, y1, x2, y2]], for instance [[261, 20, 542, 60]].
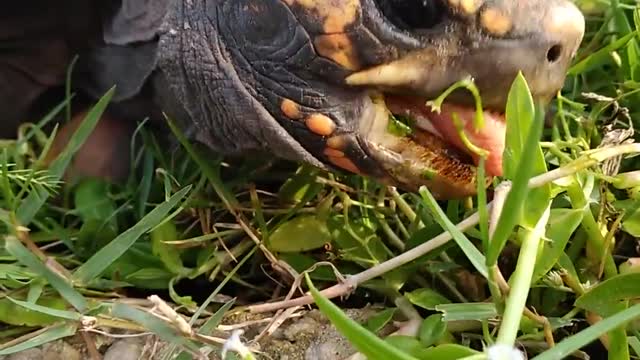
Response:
[[74, 178, 119, 255], [97, 243, 173, 289], [175, 353, 194, 360], [502, 72, 536, 178], [500, 75, 551, 233], [124, 267, 174, 289], [5, 236, 87, 312], [418, 314, 447, 347], [306, 274, 418, 360], [504, 72, 550, 228], [575, 272, 640, 316], [487, 74, 547, 266], [621, 202, 640, 236], [415, 344, 481, 359], [0, 297, 67, 326], [73, 178, 117, 221], [73, 186, 191, 285], [151, 220, 187, 275], [385, 336, 424, 357], [268, 215, 331, 253], [0, 322, 77, 355], [277, 165, 324, 203], [532, 304, 640, 360], [418, 188, 488, 278], [435, 303, 498, 322], [532, 209, 583, 283], [329, 215, 390, 265], [406, 289, 451, 311], [17, 87, 115, 225], [366, 308, 397, 333]]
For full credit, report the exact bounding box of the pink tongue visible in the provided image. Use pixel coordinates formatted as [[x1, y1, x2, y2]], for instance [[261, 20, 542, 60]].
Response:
[[386, 97, 506, 177]]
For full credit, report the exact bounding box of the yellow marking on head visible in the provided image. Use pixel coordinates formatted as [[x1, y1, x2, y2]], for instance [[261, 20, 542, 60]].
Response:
[[460, 0, 481, 14], [280, 99, 302, 119], [481, 8, 512, 36], [306, 114, 336, 136], [314, 34, 361, 70], [323, 147, 345, 158], [328, 155, 362, 175], [448, 0, 480, 15], [326, 135, 348, 150], [287, 0, 361, 33]]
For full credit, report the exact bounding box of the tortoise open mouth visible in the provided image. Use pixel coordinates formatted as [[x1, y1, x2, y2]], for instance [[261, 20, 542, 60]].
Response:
[[360, 92, 506, 199], [334, 0, 585, 198]]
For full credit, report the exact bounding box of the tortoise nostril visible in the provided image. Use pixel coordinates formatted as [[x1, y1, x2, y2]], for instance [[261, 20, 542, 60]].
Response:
[[546, 44, 563, 63]]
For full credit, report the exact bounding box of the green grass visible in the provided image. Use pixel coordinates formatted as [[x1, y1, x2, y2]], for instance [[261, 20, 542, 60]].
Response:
[[2, 1, 640, 359]]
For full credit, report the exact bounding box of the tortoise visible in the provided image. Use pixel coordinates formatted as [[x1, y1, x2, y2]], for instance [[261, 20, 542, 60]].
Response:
[[1, 0, 585, 199]]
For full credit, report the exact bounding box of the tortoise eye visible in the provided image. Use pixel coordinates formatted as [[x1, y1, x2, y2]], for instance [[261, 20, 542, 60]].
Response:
[[374, 0, 447, 31]]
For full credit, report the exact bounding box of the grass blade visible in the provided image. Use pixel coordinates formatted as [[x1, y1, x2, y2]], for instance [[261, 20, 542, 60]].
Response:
[[569, 31, 638, 75], [72, 186, 191, 285], [0, 322, 77, 355], [575, 272, 640, 316], [418, 187, 488, 278], [532, 304, 640, 360], [5, 236, 87, 312], [306, 273, 418, 360], [165, 116, 238, 209], [629, 336, 640, 357], [200, 298, 236, 335], [17, 87, 115, 225], [7, 297, 82, 321], [16, 97, 71, 150]]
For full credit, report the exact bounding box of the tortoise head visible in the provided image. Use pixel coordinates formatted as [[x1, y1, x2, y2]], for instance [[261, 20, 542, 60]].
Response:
[[158, 0, 585, 198]]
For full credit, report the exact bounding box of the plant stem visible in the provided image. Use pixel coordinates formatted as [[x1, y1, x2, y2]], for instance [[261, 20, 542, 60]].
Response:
[[487, 183, 511, 311], [566, 180, 617, 278], [497, 205, 550, 346]]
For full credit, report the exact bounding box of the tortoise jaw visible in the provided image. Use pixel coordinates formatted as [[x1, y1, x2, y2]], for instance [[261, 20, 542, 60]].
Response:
[[358, 92, 504, 199]]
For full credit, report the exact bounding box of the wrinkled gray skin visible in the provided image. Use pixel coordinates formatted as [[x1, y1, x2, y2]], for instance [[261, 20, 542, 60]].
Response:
[[83, 0, 326, 169], [1, 0, 585, 196]]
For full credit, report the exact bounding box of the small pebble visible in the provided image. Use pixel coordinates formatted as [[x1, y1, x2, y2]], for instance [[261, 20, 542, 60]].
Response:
[[5, 348, 43, 360], [104, 339, 145, 360], [5, 341, 81, 360], [42, 341, 81, 360]]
